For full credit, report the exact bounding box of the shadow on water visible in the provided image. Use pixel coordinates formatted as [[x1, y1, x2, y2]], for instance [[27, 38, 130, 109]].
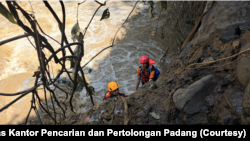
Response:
[[0, 1, 204, 124]]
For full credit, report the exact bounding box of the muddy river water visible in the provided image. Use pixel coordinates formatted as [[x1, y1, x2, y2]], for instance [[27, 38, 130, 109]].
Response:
[[0, 0, 194, 124]]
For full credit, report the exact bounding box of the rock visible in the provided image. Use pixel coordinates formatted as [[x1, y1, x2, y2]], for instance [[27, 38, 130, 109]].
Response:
[[57, 77, 67, 83], [173, 89, 187, 111], [223, 87, 243, 116], [183, 75, 219, 115], [218, 108, 240, 125], [66, 80, 73, 87], [237, 42, 250, 87], [208, 57, 215, 61], [194, 1, 250, 46], [55, 77, 73, 87], [205, 94, 214, 107], [173, 75, 220, 114], [203, 57, 215, 63], [232, 40, 240, 50], [83, 67, 93, 74], [219, 25, 241, 43], [189, 70, 198, 79], [241, 82, 250, 124], [184, 113, 208, 125]]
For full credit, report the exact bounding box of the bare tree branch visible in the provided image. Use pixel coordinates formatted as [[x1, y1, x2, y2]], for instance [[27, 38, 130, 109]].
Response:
[[0, 33, 30, 46], [0, 85, 40, 96], [0, 0, 141, 125], [0, 91, 33, 112]]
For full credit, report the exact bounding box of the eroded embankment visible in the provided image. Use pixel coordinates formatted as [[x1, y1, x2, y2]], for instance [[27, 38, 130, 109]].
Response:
[[63, 1, 250, 125]]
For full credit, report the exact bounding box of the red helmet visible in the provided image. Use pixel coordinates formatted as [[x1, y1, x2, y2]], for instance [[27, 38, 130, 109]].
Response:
[[139, 56, 149, 63]]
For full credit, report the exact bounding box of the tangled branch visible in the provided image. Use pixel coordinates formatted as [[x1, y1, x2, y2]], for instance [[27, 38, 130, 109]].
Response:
[[0, 0, 139, 125]]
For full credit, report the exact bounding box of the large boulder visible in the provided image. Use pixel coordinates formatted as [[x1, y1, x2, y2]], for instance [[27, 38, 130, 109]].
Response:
[[237, 42, 250, 88], [194, 1, 250, 46], [173, 89, 187, 111], [173, 74, 220, 114]]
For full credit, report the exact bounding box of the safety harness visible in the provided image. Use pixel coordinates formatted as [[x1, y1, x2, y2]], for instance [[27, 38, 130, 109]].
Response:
[[139, 65, 156, 85]]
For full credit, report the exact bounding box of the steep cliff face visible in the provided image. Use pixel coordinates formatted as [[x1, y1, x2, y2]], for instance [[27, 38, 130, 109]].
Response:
[[61, 1, 250, 125]]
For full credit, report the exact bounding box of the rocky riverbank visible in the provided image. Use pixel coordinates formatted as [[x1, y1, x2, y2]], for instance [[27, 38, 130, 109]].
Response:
[[61, 1, 250, 125]]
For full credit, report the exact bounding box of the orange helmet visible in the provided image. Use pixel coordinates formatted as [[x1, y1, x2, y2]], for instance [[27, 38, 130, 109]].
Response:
[[108, 81, 119, 91]]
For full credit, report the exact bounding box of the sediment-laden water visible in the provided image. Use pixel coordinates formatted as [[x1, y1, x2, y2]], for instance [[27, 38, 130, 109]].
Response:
[[0, 1, 194, 124]]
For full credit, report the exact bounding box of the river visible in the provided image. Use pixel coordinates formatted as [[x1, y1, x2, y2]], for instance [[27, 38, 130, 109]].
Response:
[[0, 0, 195, 124]]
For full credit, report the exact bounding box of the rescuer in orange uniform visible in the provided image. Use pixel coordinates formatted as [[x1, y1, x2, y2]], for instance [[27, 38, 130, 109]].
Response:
[[135, 56, 157, 91], [103, 81, 129, 100]]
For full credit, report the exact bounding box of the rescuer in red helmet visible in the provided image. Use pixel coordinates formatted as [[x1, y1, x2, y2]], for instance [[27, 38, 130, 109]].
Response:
[[135, 56, 157, 91]]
